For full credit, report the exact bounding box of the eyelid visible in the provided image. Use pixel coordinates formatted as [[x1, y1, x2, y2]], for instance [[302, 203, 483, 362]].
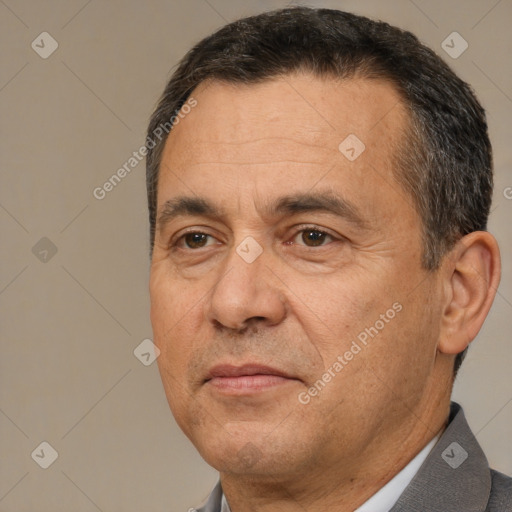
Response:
[[288, 224, 341, 244], [169, 227, 221, 249]]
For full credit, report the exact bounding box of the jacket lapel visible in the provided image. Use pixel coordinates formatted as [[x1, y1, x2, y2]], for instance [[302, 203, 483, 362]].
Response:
[[391, 402, 491, 512]]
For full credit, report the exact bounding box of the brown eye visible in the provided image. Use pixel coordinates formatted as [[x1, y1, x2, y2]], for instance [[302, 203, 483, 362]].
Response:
[[300, 229, 330, 247], [184, 233, 209, 248]]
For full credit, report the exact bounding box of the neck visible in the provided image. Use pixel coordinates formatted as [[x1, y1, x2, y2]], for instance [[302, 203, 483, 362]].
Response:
[[220, 376, 452, 512]]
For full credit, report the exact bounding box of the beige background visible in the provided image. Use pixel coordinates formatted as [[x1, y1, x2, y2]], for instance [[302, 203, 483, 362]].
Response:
[[1, 0, 511, 511]]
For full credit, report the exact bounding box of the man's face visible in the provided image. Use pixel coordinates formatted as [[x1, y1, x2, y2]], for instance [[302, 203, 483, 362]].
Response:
[[150, 75, 444, 480]]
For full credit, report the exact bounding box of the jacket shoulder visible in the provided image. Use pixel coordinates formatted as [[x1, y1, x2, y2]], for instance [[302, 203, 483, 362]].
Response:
[[486, 470, 512, 511]]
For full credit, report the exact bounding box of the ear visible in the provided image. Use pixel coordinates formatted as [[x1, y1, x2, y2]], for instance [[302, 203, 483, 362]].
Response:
[[438, 231, 501, 355]]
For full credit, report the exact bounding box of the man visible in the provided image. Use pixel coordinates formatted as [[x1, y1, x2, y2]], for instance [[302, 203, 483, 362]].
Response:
[[146, 7, 511, 511]]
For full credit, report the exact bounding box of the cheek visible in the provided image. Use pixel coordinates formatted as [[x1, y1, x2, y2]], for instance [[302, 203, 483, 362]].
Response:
[[150, 269, 206, 427], [351, 282, 441, 407], [149, 264, 203, 370], [291, 267, 419, 400], [293, 271, 382, 352]]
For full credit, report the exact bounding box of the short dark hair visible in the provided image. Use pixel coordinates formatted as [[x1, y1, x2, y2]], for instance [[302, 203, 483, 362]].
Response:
[[146, 7, 493, 375]]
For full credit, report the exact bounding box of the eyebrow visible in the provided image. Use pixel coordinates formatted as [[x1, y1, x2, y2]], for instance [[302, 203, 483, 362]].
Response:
[[270, 192, 368, 230], [157, 196, 223, 234], [156, 192, 369, 234]]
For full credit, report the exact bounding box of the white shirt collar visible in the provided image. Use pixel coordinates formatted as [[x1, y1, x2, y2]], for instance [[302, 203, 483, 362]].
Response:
[[220, 434, 439, 512], [220, 493, 231, 512]]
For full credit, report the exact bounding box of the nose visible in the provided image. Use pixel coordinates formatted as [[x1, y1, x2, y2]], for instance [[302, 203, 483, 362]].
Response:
[[207, 242, 287, 331]]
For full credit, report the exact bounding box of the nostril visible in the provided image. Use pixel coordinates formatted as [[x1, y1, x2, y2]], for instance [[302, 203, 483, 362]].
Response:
[[211, 316, 267, 334]]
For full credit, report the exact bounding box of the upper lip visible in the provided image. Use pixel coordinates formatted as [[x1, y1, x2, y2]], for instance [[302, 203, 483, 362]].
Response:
[[204, 363, 296, 382]]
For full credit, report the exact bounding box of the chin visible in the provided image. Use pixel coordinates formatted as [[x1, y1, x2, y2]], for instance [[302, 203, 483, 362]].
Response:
[[190, 422, 315, 480]]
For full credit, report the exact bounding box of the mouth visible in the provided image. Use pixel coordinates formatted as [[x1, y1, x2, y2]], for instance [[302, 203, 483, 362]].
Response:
[[204, 364, 300, 394]]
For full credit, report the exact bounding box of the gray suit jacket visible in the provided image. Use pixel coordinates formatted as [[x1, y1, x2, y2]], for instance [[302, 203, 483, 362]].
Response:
[[195, 403, 511, 511]]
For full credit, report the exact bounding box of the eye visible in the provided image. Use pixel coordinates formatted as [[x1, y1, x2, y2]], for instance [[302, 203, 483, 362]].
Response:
[[291, 228, 336, 247], [174, 232, 218, 249]]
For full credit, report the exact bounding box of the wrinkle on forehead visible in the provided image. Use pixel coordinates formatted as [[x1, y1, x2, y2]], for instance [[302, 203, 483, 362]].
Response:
[[162, 75, 407, 172]]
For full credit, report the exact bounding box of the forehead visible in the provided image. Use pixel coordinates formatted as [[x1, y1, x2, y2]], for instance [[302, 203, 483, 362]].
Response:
[[157, 74, 414, 228], [161, 73, 407, 169], [176, 74, 404, 133]]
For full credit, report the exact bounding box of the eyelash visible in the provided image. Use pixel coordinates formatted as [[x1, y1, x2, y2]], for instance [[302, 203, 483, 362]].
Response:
[[170, 225, 338, 250]]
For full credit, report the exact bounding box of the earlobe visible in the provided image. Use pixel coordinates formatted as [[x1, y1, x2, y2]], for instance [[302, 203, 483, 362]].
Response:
[[438, 231, 501, 356]]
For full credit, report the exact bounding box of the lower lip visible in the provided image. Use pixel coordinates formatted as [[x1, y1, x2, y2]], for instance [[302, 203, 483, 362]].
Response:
[[207, 374, 294, 393]]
